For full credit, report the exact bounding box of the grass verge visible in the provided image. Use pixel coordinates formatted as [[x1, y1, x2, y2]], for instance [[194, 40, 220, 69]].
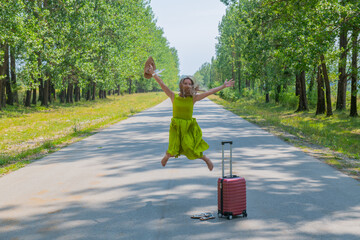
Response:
[[208, 95, 360, 180], [0, 92, 167, 176]]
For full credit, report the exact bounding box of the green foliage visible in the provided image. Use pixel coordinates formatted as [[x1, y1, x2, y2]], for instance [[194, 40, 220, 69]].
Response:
[[218, 86, 239, 102], [194, 62, 211, 89], [1, 0, 179, 107], [278, 91, 299, 109], [195, 0, 359, 117]]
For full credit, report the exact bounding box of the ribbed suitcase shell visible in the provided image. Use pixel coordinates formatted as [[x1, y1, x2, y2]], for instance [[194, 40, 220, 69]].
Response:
[[218, 177, 247, 216]]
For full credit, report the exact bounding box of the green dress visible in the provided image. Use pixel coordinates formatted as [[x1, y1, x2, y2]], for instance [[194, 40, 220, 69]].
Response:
[[167, 94, 209, 160]]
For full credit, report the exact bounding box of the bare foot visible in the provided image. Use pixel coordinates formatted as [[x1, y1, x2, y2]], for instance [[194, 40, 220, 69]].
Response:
[[202, 155, 213, 171], [161, 152, 171, 167]]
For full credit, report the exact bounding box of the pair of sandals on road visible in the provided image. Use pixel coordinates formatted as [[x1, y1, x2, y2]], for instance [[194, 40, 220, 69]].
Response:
[[191, 212, 215, 221]]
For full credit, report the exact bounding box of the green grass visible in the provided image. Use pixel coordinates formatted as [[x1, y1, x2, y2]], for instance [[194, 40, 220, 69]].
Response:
[[209, 95, 360, 179], [0, 92, 167, 175]]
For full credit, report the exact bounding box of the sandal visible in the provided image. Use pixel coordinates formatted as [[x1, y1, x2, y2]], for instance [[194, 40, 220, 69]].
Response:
[[200, 214, 215, 221], [191, 212, 207, 219], [191, 212, 215, 220]]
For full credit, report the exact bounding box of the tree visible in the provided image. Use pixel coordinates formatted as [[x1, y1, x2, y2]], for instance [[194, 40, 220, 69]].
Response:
[[316, 65, 325, 115], [0, 0, 179, 108], [349, 27, 358, 117], [336, 0, 349, 111], [203, 0, 358, 118], [320, 55, 333, 116]]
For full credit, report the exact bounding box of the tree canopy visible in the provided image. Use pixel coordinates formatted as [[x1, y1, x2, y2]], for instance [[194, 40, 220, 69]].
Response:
[[195, 0, 359, 116], [0, 0, 180, 108]]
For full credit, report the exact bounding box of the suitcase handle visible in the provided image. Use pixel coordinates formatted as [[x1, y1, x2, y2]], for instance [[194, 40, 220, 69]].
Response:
[[221, 141, 233, 178]]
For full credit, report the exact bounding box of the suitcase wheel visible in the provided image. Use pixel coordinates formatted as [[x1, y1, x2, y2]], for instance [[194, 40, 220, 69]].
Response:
[[218, 213, 223, 218], [228, 215, 232, 220], [242, 210, 248, 218]]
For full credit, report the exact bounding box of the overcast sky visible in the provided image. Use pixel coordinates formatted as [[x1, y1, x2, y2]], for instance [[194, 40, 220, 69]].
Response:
[[149, 0, 227, 76]]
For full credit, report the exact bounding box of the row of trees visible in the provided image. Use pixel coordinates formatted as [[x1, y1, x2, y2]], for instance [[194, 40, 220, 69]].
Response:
[[195, 0, 359, 117], [0, 0, 179, 110]]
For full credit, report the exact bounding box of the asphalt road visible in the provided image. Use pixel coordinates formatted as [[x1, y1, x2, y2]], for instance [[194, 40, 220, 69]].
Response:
[[1, 97, 359, 240]]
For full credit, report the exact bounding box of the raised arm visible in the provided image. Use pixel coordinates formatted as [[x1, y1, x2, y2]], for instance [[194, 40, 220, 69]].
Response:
[[193, 79, 235, 103], [148, 66, 175, 102]]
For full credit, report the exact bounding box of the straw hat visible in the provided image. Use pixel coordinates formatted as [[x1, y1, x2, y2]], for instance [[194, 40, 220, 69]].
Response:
[[144, 56, 156, 79]]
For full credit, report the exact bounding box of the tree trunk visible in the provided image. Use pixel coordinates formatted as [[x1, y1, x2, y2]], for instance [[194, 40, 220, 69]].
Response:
[[86, 84, 91, 101], [0, 80, 3, 110], [295, 74, 300, 96], [92, 81, 96, 100], [66, 82, 70, 103], [59, 77, 65, 103], [296, 71, 309, 112], [275, 84, 281, 103], [264, 78, 270, 103], [232, 51, 236, 89], [81, 87, 85, 99], [32, 88, 37, 105], [5, 44, 14, 105], [24, 90, 32, 107], [0, 43, 5, 110], [70, 83, 74, 103], [47, 79, 51, 103], [265, 93, 270, 103], [99, 89, 106, 99], [0, 79, 4, 110], [42, 79, 49, 106], [316, 65, 325, 115], [320, 54, 333, 116], [74, 84, 80, 102], [237, 52, 242, 95], [38, 78, 44, 103], [308, 65, 316, 97], [246, 79, 250, 88], [117, 85, 120, 95], [350, 28, 358, 117], [59, 89, 66, 103], [128, 78, 132, 94], [50, 80, 55, 102], [38, 55, 44, 104], [78, 84, 81, 102], [10, 46, 18, 103], [336, 5, 348, 111], [66, 82, 74, 103]]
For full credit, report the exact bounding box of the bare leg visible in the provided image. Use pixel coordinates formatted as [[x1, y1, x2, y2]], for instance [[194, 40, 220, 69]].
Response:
[[201, 155, 213, 171], [161, 152, 173, 167]]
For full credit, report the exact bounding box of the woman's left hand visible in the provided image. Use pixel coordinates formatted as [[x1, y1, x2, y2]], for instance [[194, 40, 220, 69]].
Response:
[[224, 79, 235, 88]]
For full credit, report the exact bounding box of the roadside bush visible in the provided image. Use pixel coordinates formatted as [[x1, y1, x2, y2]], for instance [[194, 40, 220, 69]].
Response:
[[279, 90, 298, 109]]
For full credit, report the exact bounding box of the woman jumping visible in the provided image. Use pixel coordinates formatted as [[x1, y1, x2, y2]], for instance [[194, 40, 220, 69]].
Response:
[[147, 65, 234, 171]]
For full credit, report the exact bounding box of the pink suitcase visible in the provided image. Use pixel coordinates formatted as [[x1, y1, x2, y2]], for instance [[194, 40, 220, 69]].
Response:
[[218, 141, 247, 220]]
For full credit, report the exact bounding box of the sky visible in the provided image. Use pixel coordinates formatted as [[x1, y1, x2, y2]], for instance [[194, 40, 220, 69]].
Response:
[[149, 0, 227, 76]]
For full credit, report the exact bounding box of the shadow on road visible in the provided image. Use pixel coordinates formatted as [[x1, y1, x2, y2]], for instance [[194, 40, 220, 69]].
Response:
[[0, 98, 359, 240]]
